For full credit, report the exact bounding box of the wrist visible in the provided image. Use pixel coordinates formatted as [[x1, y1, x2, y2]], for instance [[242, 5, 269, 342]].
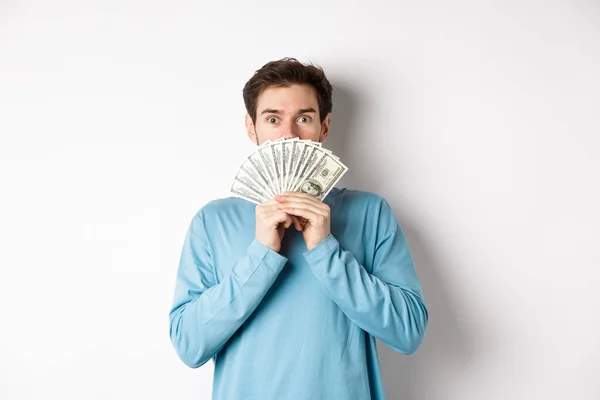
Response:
[[307, 233, 330, 251], [257, 238, 280, 253]]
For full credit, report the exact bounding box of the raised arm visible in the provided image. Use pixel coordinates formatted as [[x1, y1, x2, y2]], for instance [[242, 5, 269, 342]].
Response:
[[304, 198, 428, 354], [276, 193, 428, 354], [168, 212, 288, 368]]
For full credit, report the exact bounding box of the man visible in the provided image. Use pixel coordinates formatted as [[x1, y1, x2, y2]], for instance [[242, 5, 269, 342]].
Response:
[[169, 57, 428, 399]]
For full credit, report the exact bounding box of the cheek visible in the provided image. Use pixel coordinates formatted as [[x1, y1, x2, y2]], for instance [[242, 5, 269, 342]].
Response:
[[262, 132, 282, 141], [256, 123, 279, 137], [300, 124, 322, 139]]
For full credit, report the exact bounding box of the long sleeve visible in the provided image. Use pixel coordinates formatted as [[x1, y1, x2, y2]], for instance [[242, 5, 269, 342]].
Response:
[[303, 198, 428, 355], [168, 213, 288, 368]]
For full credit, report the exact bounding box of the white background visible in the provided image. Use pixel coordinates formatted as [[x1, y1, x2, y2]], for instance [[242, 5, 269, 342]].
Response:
[[1, 1, 599, 399]]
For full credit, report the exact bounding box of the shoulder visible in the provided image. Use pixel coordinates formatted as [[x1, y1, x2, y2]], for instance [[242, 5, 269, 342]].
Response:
[[331, 187, 389, 209], [332, 187, 398, 229], [193, 195, 254, 221]]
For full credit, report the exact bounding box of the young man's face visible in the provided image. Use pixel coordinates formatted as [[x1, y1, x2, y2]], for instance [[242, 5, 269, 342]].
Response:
[[245, 84, 331, 145]]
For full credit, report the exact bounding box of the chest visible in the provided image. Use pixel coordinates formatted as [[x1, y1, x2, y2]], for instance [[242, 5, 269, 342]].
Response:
[[209, 206, 374, 286]]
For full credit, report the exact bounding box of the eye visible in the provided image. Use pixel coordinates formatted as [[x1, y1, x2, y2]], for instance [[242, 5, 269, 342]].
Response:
[[267, 116, 279, 124], [297, 116, 311, 123]]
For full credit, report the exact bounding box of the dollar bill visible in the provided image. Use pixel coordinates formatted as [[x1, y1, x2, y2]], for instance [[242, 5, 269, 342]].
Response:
[[256, 140, 278, 196], [287, 141, 311, 192], [286, 139, 304, 192], [231, 138, 347, 203], [231, 166, 269, 202], [271, 141, 283, 194], [239, 158, 274, 198], [247, 149, 277, 198], [231, 179, 263, 204], [293, 148, 348, 200], [281, 139, 295, 193], [288, 143, 322, 192]]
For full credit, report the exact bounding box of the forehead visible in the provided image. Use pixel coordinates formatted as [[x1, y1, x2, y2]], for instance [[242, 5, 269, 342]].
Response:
[[256, 84, 319, 111]]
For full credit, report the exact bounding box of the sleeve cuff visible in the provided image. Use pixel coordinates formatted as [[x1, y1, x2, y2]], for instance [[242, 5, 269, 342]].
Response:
[[247, 239, 288, 271], [303, 234, 339, 263]]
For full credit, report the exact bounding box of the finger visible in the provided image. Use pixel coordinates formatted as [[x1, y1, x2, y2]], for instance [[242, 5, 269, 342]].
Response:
[[283, 214, 293, 229], [276, 194, 324, 206], [269, 210, 292, 225], [275, 194, 329, 212], [276, 201, 327, 218], [276, 205, 320, 222], [256, 201, 281, 218], [258, 199, 279, 207], [261, 203, 305, 230], [282, 191, 324, 202], [260, 203, 290, 219], [277, 192, 322, 202], [291, 216, 303, 231], [271, 206, 303, 230]]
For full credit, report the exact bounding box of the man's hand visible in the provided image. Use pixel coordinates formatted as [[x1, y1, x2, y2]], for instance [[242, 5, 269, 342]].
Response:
[[255, 199, 303, 253], [274, 192, 331, 251]]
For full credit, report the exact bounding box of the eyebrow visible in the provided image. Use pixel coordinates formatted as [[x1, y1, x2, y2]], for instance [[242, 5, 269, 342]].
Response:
[[260, 108, 317, 115]]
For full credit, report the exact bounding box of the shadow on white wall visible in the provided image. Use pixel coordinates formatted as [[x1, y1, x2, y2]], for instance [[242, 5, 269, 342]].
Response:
[[327, 81, 473, 400]]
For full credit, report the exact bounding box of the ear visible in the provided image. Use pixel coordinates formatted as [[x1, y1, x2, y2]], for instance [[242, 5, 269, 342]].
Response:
[[245, 113, 258, 144], [319, 113, 331, 143]]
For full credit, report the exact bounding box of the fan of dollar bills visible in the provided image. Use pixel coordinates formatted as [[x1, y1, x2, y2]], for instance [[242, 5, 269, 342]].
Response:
[[231, 138, 348, 204]]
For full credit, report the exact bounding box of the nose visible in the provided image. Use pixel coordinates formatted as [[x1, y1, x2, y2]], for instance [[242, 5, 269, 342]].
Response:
[[281, 120, 299, 139], [282, 132, 297, 139]]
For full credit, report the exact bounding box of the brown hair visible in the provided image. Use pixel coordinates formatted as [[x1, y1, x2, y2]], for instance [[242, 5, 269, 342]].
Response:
[[242, 57, 333, 124]]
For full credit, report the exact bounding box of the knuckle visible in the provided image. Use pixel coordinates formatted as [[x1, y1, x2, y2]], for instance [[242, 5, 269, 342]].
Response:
[[277, 210, 288, 219]]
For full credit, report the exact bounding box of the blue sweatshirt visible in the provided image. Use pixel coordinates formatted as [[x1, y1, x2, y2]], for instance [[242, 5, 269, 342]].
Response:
[[169, 187, 428, 400]]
